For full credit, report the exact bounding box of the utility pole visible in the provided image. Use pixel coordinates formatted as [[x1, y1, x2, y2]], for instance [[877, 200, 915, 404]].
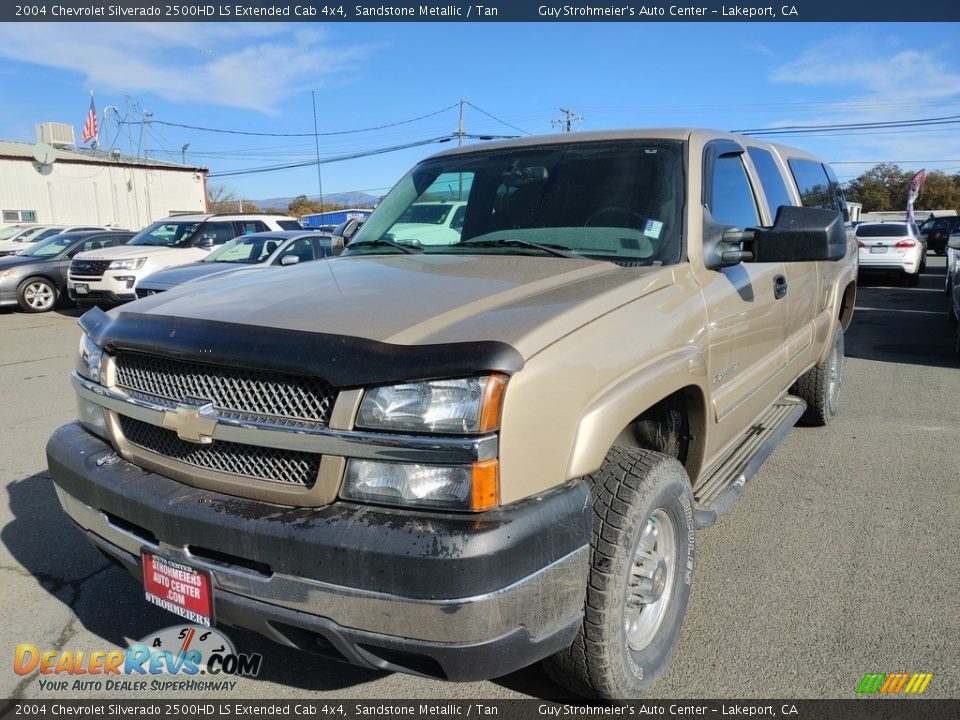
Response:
[[181, 143, 190, 165], [311, 91, 325, 212], [457, 99, 465, 147], [137, 110, 152, 160], [551, 107, 583, 133]]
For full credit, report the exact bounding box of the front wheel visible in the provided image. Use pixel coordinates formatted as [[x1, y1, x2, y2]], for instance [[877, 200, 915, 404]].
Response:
[[792, 325, 845, 426], [17, 277, 58, 313], [544, 448, 695, 699]]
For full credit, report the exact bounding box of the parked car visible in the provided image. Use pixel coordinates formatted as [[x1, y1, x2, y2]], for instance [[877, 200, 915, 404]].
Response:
[[0, 225, 67, 257], [135, 231, 342, 296], [947, 233, 960, 323], [386, 201, 467, 246], [919, 215, 960, 255], [67, 213, 301, 306], [49, 129, 857, 699], [855, 221, 926, 286], [0, 230, 133, 312]]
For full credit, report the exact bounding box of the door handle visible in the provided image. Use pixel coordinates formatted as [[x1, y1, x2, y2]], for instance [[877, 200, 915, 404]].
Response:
[[774, 275, 788, 300]]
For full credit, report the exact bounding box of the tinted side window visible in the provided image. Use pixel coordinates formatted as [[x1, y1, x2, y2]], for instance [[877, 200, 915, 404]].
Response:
[[277, 220, 302, 230], [197, 222, 237, 245], [822, 164, 849, 221], [747, 147, 793, 218], [709, 155, 760, 229], [281, 237, 316, 263], [789, 159, 846, 219]]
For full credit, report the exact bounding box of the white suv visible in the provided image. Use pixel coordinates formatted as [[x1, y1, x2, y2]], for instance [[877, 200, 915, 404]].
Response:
[[68, 213, 300, 305]]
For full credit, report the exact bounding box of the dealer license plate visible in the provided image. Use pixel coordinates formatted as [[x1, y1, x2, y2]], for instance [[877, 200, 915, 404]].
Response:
[[142, 551, 213, 627], [74, 283, 89, 294]]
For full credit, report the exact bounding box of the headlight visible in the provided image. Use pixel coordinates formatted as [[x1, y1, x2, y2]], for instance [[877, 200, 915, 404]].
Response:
[[356, 375, 506, 434], [341, 458, 498, 511], [108, 258, 146, 271], [76, 333, 103, 383]]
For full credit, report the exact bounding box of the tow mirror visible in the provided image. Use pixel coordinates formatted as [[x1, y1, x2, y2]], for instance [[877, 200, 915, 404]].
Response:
[[752, 206, 847, 263], [702, 207, 755, 270]]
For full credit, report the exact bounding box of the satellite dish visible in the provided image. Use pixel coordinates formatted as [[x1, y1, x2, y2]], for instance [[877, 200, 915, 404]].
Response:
[[33, 142, 56, 166]]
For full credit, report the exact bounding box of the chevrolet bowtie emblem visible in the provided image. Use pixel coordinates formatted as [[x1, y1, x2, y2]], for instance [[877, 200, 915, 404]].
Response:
[[161, 401, 218, 444]]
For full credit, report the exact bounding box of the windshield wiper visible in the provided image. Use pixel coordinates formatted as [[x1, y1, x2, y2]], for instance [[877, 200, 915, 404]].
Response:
[[458, 238, 583, 259], [347, 238, 422, 254]]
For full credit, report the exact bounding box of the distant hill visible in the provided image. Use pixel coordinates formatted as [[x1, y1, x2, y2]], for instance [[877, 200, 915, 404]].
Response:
[[253, 191, 379, 210]]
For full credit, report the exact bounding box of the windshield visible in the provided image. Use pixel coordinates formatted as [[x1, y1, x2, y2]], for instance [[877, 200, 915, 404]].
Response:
[[346, 140, 684, 265], [21, 234, 75, 257], [203, 236, 282, 264], [0, 225, 28, 241], [856, 224, 911, 238], [129, 220, 201, 247]]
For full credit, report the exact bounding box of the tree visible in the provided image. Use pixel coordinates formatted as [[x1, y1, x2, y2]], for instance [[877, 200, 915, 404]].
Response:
[[207, 183, 242, 213], [844, 164, 960, 213]]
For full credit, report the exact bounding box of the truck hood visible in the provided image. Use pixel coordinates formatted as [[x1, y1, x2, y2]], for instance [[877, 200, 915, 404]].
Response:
[[122, 254, 672, 359], [139, 262, 250, 288], [74, 246, 196, 262]]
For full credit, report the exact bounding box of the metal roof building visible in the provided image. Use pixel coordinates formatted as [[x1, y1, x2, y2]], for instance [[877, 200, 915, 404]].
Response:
[[0, 139, 208, 231], [301, 208, 374, 228]]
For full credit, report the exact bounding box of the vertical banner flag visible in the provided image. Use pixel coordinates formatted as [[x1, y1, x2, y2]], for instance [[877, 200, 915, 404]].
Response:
[[81, 93, 98, 146], [906, 169, 926, 223]]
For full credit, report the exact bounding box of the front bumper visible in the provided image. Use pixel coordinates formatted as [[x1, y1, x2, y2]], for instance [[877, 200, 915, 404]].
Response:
[[68, 272, 139, 304], [47, 422, 591, 681]]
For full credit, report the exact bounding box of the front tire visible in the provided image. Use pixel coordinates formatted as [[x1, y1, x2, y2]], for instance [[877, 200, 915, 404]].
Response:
[[17, 277, 58, 313], [544, 448, 695, 699], [792, 325, 845, 426]]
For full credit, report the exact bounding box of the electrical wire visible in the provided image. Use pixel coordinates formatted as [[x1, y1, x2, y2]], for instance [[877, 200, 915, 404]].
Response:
[[464, 101, 531, 136], [133, 104, 459, 138]]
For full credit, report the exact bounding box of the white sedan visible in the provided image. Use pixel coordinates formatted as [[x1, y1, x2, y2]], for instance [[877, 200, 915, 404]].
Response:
[[855, 221, 926, 287]]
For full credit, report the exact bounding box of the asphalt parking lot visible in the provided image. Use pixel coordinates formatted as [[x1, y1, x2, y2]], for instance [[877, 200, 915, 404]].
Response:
[[1, 257, 958, 701]]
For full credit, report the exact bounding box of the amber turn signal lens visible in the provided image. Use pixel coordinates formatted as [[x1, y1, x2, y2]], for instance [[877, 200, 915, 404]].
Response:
[[478, 374, 507, 433], [470, 460, 499, 511]]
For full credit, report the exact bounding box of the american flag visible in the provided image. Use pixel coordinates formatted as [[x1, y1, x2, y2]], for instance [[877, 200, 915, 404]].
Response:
[[81, 94, 98, 145]]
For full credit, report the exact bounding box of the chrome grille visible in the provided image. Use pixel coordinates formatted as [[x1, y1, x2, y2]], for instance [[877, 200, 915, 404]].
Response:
[[70, 259, 111, 278], [114, 351, 336, 426], [118, 415, 320, 487]]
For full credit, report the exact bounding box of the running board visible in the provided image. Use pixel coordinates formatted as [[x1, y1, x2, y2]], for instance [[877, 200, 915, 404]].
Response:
[[693, 396, 806, 529]]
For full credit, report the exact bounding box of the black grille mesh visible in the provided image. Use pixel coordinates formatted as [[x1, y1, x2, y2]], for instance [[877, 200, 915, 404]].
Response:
[[70, 259, 111, 278], [114, 351, 336, 425], [118, 415, 320, 487]]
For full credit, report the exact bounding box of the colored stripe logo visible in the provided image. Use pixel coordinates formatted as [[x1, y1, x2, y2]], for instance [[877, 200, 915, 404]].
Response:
[[857, 673, 933, 694]]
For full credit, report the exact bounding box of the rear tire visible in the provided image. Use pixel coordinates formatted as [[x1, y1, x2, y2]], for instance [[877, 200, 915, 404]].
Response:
[[17, 277, 58, 313], [792, 325, 844, 426], [543, 448, 695, 699]]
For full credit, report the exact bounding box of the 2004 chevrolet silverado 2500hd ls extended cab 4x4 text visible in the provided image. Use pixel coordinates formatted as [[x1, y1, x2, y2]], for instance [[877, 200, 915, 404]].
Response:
[[47, 129, 857, 699]]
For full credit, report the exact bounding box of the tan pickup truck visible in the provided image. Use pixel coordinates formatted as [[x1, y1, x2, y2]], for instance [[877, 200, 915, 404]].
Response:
[[47, 129, 857, 698]]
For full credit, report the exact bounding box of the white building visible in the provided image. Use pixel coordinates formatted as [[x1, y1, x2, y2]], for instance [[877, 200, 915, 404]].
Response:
[[0, 130, 208, 231]]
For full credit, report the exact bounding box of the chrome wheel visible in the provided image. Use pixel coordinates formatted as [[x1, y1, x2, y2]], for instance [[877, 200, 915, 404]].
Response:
[[624, 508, 677, 652], [826, 331, 844, 417], [22, 280, 55, 312]]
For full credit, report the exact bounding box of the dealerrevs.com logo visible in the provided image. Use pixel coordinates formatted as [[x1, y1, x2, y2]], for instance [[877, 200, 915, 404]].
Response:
[[14, 625, 262, 692], [856, 672, 934, 695]]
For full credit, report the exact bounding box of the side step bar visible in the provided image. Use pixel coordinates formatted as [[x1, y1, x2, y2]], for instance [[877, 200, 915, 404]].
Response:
[[693, 396, 806, 529]]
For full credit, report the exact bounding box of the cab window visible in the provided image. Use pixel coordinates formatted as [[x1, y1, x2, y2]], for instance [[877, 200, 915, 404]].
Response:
[[708, 155, 760, 230]]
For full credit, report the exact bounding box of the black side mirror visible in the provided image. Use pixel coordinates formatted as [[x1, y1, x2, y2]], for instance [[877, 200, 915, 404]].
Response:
[[702, 207, 756, 270], [197, 236, 215, 249], [753, 206, 846, 263]]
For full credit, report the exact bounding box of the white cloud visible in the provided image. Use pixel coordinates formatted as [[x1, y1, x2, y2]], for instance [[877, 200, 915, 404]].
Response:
[[0, 23, 375, 113], [766, 33, 960, 169]]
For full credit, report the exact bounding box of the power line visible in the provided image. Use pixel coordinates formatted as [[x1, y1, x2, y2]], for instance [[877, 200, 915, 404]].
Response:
[[464, 101, 531, 136], [735, 113, 960, 135], [137, 104, 459, 138], [208, 135, 455, 178], [551, 107, 583, 133]]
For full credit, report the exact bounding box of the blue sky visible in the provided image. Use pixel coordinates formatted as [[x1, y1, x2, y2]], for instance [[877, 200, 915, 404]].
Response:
[[1, 22, 959, 202]]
